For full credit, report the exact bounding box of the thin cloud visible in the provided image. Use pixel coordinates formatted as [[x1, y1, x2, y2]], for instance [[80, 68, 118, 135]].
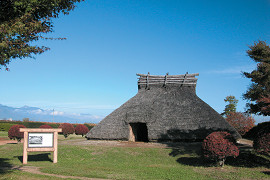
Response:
[[208, 65, 256, 75]]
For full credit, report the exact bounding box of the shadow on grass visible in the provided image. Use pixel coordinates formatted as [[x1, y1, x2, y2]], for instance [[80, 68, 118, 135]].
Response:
[[161, 140, 270, 168], [262, 171, 270, 175], [176, 151, 270, 168], [160, 141, 213, 167], [15, 153, 53, 163], [0, 158, 18, 175], [226, 151, 270, 168]]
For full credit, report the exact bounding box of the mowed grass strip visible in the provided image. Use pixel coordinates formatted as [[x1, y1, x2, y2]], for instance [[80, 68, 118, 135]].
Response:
[[0, 137, 269, 180]]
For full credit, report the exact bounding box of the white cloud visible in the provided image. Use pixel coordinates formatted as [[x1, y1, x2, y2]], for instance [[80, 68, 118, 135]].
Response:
[[50, 111, 64, 116], [31, 109, 45, 114]]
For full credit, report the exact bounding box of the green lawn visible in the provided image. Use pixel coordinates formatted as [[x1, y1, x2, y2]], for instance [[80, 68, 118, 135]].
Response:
[[0, 136, 269, 180], [0, 131, 8, 137]]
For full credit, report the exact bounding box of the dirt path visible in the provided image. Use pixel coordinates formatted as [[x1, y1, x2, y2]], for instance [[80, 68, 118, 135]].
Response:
[[0, 166, 108, 180], [59, 139, 170, 148], [60, 138, 253, 149], [0, 137, 17, 145]]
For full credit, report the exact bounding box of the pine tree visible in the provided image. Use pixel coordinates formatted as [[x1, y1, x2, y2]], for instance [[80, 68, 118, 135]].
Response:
[[221, 95, 238, 117], [243, 40, 270, 116]]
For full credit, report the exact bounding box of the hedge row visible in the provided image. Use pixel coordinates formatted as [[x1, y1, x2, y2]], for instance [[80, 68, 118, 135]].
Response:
[[0, 123, 14, 131], [0, 121, 95, 132]]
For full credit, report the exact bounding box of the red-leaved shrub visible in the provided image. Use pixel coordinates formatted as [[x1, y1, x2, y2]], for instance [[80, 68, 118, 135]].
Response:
[[226, 112, 255, 136], [39, 124, 52, 128], [202, 131, 239, 167], [8, 124, 26, 142], [75, 124, 89, 137], [58, 123, 74, 138], [253, 132, 270, 155]]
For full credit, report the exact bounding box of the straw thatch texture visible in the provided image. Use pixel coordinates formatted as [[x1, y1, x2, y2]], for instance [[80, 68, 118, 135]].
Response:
[[86, 73, 241, 141]]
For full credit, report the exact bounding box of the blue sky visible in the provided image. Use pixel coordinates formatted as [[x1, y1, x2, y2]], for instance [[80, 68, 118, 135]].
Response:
[[1, 0, 270, 123]]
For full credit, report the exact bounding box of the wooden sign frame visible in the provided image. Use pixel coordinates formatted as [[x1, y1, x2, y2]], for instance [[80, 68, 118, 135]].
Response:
[[20, 128, 62, 164]]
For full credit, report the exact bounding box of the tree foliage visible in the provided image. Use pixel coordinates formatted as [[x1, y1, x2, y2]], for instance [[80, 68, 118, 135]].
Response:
[[256, 96, 270, 115], [243, 121, 270, 140], [243, 40, 270, 116], [8, 124, 26, 142], [253, 132, 270, 155], [221, 96, 238, 117], [226, 112, 255, 136], [0, 0, 83, 69], [202, 131, 239, 167], [59, 123, 74, 138], [75, 124, 89, 137]]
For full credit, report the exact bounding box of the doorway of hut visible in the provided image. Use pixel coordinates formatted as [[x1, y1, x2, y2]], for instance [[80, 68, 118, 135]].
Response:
[[129, 123, 149, 142]]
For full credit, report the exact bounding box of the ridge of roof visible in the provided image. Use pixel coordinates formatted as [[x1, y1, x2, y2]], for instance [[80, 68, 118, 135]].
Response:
[[137, 72, 199, 86]]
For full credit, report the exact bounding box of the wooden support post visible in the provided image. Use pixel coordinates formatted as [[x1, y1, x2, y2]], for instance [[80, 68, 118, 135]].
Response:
[[53, 131, 58, 163], [164, 72, 168, 86], [146, 72, 150, 89], [23, 131, 28, 164]]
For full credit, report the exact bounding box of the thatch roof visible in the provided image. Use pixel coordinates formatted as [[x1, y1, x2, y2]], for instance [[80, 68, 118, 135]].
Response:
[[86, 73, 241, 141]]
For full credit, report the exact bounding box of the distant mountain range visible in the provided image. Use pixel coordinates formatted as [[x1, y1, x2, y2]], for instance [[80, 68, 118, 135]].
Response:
[[0, 104, 268, 125], [0, 104, 102, 124]]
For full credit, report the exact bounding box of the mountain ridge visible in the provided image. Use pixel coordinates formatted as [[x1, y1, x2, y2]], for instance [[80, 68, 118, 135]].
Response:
[[0, 104, 101, 124]]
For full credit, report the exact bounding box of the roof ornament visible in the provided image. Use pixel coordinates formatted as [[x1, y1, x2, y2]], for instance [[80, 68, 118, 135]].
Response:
[[181, 72, 188, 87], [164, 72, 169, 87], [146, 72, 150, 90], [137, 72, 199, 88]]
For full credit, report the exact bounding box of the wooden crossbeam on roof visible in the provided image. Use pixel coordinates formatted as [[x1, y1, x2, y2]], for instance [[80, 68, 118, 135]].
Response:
[[137, 73, 199, 87]]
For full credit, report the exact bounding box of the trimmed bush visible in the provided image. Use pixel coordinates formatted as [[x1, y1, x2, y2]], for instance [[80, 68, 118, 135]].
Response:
[[244, 121, 270, 140], [202, 131, 239, 167], [8, 124, 26, 142], [39, 124, 52, 128], [75, 124, 89, 137], [59, 123, 74, 138], [253, 132, 270, 155]]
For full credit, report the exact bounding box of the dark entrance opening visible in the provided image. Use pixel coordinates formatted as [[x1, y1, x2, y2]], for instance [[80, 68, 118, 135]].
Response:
[[129, 123, 149, 142]]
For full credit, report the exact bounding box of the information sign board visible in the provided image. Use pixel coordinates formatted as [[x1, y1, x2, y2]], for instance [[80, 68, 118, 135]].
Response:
[[20, 128, 62, 164], [28, 132, 54, 148]]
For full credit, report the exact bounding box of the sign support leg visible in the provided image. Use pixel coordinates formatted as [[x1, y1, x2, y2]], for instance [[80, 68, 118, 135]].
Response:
[[53, 132, 58, 163], [23, 132, 28, 164]]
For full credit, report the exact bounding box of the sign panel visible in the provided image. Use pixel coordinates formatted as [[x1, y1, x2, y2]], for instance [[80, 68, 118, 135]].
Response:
[[28, 132, 53, 148]]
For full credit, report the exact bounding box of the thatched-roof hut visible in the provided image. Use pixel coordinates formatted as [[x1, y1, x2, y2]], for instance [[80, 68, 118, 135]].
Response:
[[86, 73, 241, 142]]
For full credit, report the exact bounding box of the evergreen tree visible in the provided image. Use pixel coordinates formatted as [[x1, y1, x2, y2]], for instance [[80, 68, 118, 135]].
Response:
[[243, 40, 270, 116], [222, 95, 238, 117]]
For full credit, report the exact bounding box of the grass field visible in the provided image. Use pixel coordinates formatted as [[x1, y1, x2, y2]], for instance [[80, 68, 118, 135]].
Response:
[[0, 134, 269, 180]]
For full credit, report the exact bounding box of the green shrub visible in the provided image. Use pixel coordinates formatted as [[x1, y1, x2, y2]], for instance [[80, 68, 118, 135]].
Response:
[[21, 121, 44, 128], [84, 123, 95, 130]]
